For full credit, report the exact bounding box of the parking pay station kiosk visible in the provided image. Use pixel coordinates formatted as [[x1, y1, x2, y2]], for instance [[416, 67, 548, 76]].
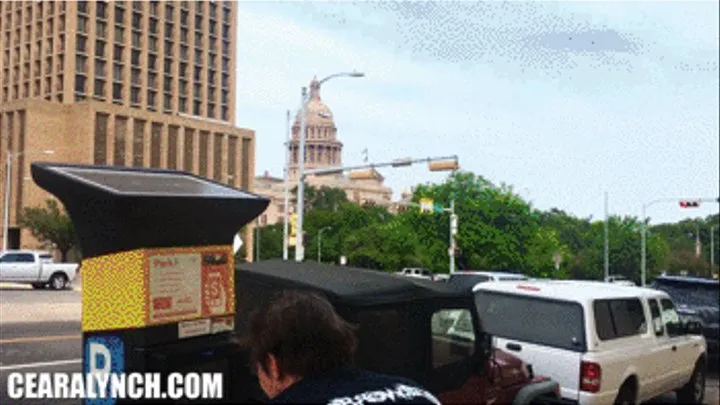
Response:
[[30, 162, 269, 404]]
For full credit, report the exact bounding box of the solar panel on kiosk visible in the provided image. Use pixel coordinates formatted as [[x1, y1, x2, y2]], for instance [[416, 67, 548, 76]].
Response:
[[57, 167, 254, 197]]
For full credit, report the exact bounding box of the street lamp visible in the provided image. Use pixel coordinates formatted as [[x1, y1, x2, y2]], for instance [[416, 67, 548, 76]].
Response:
[[295, 71, 365, 262], [318, 226, 332, 263], [3, 149, 55, 251]]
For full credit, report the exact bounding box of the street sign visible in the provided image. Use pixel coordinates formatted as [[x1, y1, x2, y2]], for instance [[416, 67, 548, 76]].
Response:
[[419, 198, 433, 213], [84, 334, 124, 404], [434, 204, 445, 213], [450, 214, 458, 235], [340, 256, 347, 265]]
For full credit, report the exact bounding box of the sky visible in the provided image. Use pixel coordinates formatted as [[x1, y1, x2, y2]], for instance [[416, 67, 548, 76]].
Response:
[[234, 0, 719, 226]]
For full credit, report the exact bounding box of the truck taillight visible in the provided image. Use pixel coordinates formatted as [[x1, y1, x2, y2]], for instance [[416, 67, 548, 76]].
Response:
[[580, 361, 601, 393]]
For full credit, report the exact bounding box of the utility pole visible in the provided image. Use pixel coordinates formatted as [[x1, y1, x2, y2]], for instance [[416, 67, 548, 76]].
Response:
[[604, 192, 609, 281], [294, 86, 308, 262], [711, 225, 715, 268], [282, 109, 291, 260], [449, 200, 457, 274]]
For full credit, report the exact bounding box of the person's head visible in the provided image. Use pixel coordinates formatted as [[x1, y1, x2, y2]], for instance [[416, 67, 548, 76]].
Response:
[[244, 290, 357, 399]]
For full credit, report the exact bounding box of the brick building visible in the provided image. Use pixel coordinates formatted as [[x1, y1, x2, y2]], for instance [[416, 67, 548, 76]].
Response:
[[0, 1, 257, 259]]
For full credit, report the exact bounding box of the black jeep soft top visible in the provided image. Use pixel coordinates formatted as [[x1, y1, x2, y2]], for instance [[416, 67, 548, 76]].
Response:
[[231, 259, 488, 402]]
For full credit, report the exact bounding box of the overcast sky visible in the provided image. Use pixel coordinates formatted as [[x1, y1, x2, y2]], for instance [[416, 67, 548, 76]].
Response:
[[234, 1, 719, 225]]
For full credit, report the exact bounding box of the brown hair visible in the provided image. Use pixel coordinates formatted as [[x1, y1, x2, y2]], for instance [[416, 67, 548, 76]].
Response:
[[244, 290, 358, 378]]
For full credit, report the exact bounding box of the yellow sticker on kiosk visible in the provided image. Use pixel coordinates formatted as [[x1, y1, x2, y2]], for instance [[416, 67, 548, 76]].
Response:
[[82, 245, 235, 332]]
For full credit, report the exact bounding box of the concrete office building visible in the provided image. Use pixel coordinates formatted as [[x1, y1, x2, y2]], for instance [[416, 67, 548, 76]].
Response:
[[0, 1, 257, 260]]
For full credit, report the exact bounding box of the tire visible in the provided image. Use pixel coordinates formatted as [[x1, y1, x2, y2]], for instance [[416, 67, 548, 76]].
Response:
[[677, 360, 706, 404], [49, 273, 68, 290], [614, 381, 636, 405], [31, 283, 46, 289]]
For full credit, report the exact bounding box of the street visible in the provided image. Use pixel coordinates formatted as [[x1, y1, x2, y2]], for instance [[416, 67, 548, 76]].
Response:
[[0, 283, 718, 404]]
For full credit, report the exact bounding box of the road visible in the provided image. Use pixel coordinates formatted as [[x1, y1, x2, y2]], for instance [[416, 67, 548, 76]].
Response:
[[1, 283, 718, 404]]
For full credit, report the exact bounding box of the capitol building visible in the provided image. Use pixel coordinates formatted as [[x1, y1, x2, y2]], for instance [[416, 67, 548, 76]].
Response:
[[254, 77, 399, 225]]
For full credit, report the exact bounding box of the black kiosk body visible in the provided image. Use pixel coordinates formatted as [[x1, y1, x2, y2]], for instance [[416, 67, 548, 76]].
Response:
[[30, 162, 269, 404]]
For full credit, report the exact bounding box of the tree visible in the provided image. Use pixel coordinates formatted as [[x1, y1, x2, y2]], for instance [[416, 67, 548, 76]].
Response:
[[18, 199, 76, 262]]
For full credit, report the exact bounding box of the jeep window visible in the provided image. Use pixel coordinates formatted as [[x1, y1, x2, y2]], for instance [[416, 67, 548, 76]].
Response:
[[475, 292, 586, 352], [648, 299, 665, 336], [447, 274, 490, 291], [593, 298, 647, 340], [660, 298, 680, 326], [431, 309, 475, 369]]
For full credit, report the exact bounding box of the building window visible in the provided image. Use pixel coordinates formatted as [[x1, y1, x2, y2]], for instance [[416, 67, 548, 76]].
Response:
[[149, 18, 158, 34], [194, 48, 202, 61], [195, 15, 202, 28], [113, 83, 122, 101], [164, 93, 171, 111], [168, 126, 179, 169], [199, 131, 209, 176], [181, 28, 188, 43], [151, 123, 162, 168], [96, 40, 106, 58], [180, 45, 188, 61], [114, 116, 127, 166], [193, 83, 201, 99], [113, 45, 123, 62], [179, 96, 187, 112], [132, 12, 141, 30], [94, 78, 105, 97], [194, 66, 202, 81], [115, 6, 124, 25], [147, 90, 156, 110], [96, 21, 106, 38], [165, 4, 174, 19], [207, 103, 215, 118], [94, 113, 109, 164], [164, 40, 173, 57], [148, 54, 157, 71], [181, 10, 188, 25], [76, 55, 87, 73], [179, 79, 187, 96], [131, 50, 140, 66], [77, 16, 88, 34], [95, 59, 106, 77], [184, 129, 194, 171], [114, 26, 124, 43], [96, 2, 107, 19], [150, 1, 158, 16], [179, 63, 187, 78], [222, 57, 229, 72], [131, 68, 140, 86], [227, 136, 237, 186], [132, 119, 146, 167], [113, 64, 122, 82], [78, 1, 88, 14], [213, 134, 223, 180], [130, 86, 140, 105], [147, 72, 156, 88], [193, 100, 201, 115], [164, 58, 172, 73], [222, 24, 229, 40], [132, 31, 141, 48], [76, 35, 87, 53], [164, 76, 172, 91], [148, 36, 157, 53], [164, 22, 173, 38], [223, 8, 230, 23], [221, 90, 228, 104], [221, 106, 228, 121]]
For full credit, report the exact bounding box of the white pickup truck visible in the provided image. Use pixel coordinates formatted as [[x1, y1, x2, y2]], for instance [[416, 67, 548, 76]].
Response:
[[0, 250, 79, 290]]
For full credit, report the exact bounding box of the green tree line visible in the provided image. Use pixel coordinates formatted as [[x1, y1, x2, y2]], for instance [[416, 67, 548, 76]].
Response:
[[256, 171, 719, 283]]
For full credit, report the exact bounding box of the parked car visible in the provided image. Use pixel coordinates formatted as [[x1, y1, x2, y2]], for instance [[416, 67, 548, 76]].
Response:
[[473, 279, 707, 405], [0, 250, 78, 290], [604, 275, 636, 286], [651, 274, 719, 358], [232, 260, 562, 404], [446, 270, 530, 293], [396, 267, 434, 280]]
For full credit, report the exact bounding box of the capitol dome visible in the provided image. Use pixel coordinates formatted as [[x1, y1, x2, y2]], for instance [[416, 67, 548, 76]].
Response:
[[293, 76, 336, 129]]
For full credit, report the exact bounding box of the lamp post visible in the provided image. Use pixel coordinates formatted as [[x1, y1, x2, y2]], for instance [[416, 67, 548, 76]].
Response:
[[295, 71, 365, 262], [318, 226, 332, 263], [282, 109, 291, 260], [3, 149, 55, 251]]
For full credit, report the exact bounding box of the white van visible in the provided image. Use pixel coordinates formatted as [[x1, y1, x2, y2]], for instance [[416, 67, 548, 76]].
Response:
[[472, 280, 707, 405]]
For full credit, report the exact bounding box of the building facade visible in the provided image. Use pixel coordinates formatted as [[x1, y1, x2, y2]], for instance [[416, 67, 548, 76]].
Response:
[[255, 77, 393, 226], [0, 1, 257, 259]]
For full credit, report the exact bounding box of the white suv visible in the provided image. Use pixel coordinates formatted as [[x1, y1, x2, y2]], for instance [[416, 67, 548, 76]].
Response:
[[472, 279, 707, 405]]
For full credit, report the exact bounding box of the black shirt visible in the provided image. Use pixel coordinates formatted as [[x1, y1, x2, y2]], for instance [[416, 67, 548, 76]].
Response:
[[268, 368, 441, 405]]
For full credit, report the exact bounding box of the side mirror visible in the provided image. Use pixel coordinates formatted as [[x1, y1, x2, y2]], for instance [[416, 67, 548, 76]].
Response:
[[666, 322, 683, 336], [685, 320, 704, 335]]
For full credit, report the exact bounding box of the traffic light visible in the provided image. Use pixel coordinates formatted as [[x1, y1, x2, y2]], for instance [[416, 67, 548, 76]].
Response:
[[347, 169, 378, 180], [428, 159, 459, 172], [679, 201, 700, 208]]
